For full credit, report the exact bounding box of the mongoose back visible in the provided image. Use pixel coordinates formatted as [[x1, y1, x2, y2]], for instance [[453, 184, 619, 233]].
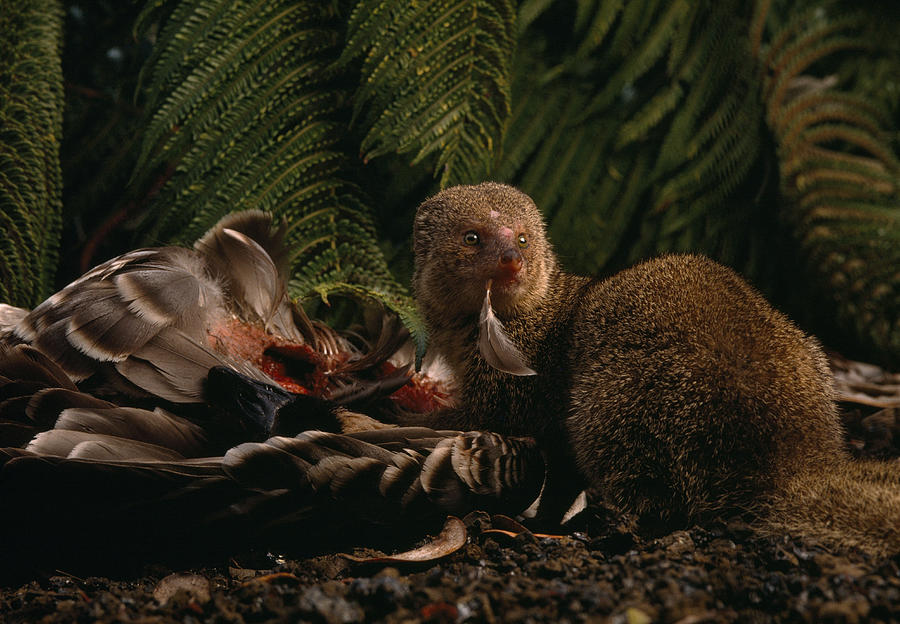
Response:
[[412, 181, 900, 556]]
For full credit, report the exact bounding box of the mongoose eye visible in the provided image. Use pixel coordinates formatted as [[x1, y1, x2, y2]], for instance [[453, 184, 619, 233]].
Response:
[[463, 231, 480, 246], [517, 234, 528, 248]]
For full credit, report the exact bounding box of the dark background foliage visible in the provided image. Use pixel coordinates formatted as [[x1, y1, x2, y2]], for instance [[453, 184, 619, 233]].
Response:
[[4, 0, 900, 365]]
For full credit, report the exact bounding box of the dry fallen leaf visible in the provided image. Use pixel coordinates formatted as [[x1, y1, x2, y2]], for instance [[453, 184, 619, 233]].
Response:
[[239, 572, 300, 587], [340, 516, 467, 563], [485, 514, 567, 540], [491, 514, 530, 533]]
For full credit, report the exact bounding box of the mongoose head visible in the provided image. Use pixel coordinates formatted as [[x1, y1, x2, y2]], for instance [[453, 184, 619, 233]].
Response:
[[413, 182, 555, 325]]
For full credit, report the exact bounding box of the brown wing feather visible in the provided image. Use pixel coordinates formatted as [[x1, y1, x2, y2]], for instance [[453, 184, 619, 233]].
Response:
[[116, 326, 276, 403], [194, 212, 302, 342], [30, 318, 99, 381], [16, 248, 223, 384], [114, 329, 223, 402], [26, 387, 116, 425], [220, 427, 545, 518], [67, 438, 187, 461], [0, 304, 27, 341], [194, 210, 290, 285], [66, 282, 161, 361], [54, 406, 208, 457], [0, 344, 78, 390], [26, 429, 186, 460]]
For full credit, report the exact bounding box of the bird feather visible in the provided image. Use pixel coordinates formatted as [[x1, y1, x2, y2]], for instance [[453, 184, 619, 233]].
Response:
[[54, 407, 208, 457], [478, 283, 537, 376], [26, 429, 186, 460]]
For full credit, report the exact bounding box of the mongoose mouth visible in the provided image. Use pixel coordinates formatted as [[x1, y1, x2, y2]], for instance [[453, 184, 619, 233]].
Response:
[[487, 274, 525, 306], [491, 274, 521, 288]]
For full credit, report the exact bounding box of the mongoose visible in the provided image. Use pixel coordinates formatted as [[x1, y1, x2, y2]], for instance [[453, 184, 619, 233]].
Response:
[[411, 181, 900, 555]]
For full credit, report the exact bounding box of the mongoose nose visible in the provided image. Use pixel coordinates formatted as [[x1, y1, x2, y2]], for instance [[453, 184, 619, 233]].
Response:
[[499, 248, 523, 273]]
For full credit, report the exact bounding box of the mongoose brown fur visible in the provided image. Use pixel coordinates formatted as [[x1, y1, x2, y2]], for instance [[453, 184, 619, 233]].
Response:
[[411, 181, 900, 556]]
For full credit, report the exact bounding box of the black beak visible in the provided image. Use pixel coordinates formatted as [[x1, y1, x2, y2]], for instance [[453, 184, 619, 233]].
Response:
[[205, 367, 343, 438]]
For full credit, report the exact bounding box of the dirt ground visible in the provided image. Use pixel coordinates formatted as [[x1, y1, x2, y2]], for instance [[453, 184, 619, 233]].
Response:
[[3, 402, 900, 622], [2, 507, 899, 623]]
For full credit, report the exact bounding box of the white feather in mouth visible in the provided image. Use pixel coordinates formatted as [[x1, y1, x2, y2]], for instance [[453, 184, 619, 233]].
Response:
[[478, 280, 537, 376]]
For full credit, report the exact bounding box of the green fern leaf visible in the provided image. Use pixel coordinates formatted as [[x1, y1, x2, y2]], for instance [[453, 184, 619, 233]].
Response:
[[761, 4, 900, 364], [131, 0, 420, 348], [492, 72, 568, 181], [0, 0, 64, 306], [341, 0, 516, 186], [303, 280, 428, 368], [614, 83, 684, 149], [579, 0, 690, 119], [775, 94, 887, 149], [573, 0, 624, 59], [518, 0, 556, 34], [651, 27, 731, 177], [499, 0, 766, 279]]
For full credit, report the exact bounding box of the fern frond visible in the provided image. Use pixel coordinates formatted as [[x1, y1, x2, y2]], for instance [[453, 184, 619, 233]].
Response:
[[0, 0, 64, 306], [552, 152, 651, 273], [794, 168, 895, 196], [760, 1, 835, 80], [776, 98, 886, 153], [761, 4, 900, 363], [657, 113, 760, 220], [519, 94, 606, 215], [573, 0, 625, 59], [660, 90, 760, 200], [765, 13, 865, 87], [614, 83, 684, 150], [687, 90, 742, 158], [341, 0, 516, 186], [651, 7, 735, 180], [768, 37, 871, 125], [800, 124, 900, 170], [135, 2, 332, 188], [580, 0, 689, 119], [762, 10, 872, 125], [604, 0, 656, 58], [131, 0, 418, 344], [798, 186, 893, 212], [517, 0, 556, 34], [666, 2, 700, 76], [783, 147, 895, 186], [500, 0, 766, 278], [303, 281, 428, 368], [803, 202, 900, 226], [491, 73, 568, 181], [748, 0, 771, 58]]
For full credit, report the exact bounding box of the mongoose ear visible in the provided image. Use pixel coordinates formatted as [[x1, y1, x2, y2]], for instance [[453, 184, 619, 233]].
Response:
[[478, 285, 536, 376]]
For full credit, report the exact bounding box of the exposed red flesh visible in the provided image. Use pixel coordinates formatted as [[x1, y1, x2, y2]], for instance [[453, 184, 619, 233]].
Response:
[[384, 366, 452, 413], [208, 319, 323, 394], [208, 318, 451, 411]]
